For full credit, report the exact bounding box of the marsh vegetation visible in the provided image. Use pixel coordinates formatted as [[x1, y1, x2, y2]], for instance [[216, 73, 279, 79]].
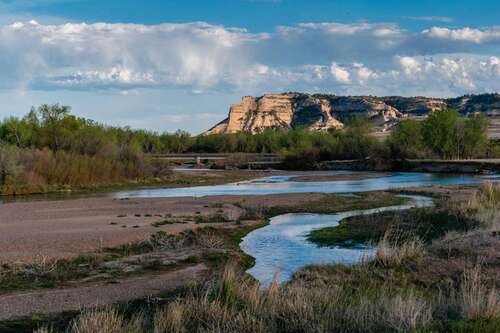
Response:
[[22, 184, 500, 333]]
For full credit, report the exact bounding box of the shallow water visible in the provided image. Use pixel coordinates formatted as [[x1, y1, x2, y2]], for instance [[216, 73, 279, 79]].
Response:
[[114, 171, 481, 198], [111, 171, 489, 285], [240, 195, 434, 286], [2, 170, 494, 284]]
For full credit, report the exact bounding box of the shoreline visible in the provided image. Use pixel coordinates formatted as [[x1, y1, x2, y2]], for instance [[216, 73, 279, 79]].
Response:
[[0, 182, 484, 328], [2, 158, 499, 201], [319, 158, 500, 174]]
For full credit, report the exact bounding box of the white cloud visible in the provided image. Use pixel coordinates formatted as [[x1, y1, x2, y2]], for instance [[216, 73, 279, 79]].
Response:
[[423, 27, 500, 43], [398, 56, 423, 77], [405, 16, 454, 23], [0, 20, 498, 97], [330, 63, 351, 83]]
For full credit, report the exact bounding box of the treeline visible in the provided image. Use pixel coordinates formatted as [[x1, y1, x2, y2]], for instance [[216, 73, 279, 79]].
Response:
[[388, 109, 491, 160], [0, 105, 497, 194], [0, 105, 170, 195]]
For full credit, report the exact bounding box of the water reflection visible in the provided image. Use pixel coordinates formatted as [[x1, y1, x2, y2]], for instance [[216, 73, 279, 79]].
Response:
[[240, 195, 433, 286], [114, 171, 480, 199]]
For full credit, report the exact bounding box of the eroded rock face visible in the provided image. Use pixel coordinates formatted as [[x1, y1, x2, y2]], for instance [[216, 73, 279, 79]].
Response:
[[206, 93, 500, 135]]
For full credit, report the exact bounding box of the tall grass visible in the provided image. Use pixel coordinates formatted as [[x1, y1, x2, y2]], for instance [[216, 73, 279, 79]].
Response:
[[459, 264, 500, 320], [462, 183, 500, 229], [1, 147, 167, 195], [60, 264, 438, 333], [39, 246, 500, 333], [31, 184, 500, 332], [375, 231, 425, 267]]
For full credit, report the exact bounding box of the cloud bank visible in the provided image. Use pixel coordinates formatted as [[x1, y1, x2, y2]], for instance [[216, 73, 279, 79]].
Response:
[[0, 20, 499, 97]]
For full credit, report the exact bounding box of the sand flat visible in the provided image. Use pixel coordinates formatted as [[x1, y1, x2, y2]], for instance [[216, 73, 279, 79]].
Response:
[[0, 193, 322, 263]]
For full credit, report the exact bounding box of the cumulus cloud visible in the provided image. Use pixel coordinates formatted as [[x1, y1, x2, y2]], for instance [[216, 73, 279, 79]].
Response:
[[330, 63, 351, 83], [0, 20, 498, 97], [405, 16, 454, 23], [423, 27, 500, 43]]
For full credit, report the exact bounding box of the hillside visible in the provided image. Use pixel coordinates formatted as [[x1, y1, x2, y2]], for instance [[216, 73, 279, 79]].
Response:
[[206, 93, 500, 138]]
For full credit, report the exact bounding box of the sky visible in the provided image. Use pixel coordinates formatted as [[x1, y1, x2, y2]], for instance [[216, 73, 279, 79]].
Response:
[[0, 0, 499, 133]]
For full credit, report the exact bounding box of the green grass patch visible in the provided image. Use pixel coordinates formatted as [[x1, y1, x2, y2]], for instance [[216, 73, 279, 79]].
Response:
[[308, 207, 479, 248], [263, 192, 407, 218]]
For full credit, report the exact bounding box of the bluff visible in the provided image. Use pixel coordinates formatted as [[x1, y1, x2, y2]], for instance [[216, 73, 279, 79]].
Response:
[[206, 93, 500, 137]]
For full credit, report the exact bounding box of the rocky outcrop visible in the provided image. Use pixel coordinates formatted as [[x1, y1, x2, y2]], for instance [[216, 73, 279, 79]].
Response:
[[206, 93, 500, 135]]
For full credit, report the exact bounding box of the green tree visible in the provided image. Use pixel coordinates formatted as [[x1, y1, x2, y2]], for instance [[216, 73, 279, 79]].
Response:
[[462, 113, 488, 158], [0, 117, 34, 147], [422, 109, 459, 159], [37, 104, 71, 150], [388, 120, 424, 159], [0, 143, 23, 186]]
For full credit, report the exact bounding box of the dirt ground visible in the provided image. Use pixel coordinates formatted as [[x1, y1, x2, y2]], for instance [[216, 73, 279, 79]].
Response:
[[0, 192, 324, 263], [0, 264, 207, 321]]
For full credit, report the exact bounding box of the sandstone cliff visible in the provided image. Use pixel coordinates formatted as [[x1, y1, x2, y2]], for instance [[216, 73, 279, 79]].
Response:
[[206, 93, 500, 136]]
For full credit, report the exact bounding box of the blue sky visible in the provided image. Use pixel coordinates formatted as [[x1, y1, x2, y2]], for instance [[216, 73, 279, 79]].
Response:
[[4, 0, 500, 30], [0, 0, 499, 133]]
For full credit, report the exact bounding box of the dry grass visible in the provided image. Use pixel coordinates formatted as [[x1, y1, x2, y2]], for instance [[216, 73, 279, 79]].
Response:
[[69, 307, 144, 333], [195, 232, 226, 249], [459, 264, 500, 320], [31, 184, 500, 333], [57, 257, 500, 333], [472, 183, 500, 210], [375, 231, 425, 267], [381, 292, 432, 332], [153, 302, 186, 333], [64, 265, 437, 333], [462, 183, 500, 229]]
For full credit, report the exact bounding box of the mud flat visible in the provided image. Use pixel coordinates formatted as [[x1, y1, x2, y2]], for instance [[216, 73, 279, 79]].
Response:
[[0, 193, 323, 263]]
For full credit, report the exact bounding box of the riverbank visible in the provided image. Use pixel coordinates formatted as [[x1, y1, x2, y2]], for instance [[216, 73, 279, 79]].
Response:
[[319, 158, 500, 174], [0, 171, 496, 331], [0, 169, 275, 200], [0, 189, 402, 263], [22, 182, 500, 333], [0, 189, 409, 329]]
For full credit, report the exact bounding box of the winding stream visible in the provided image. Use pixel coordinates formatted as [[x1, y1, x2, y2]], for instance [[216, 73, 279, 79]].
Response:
[[1, 170, 495, 284], [110, 170, 494, 285], [240, 195, 433, 286]]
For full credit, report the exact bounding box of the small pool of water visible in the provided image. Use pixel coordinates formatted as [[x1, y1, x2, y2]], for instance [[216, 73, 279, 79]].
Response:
[[240, 195, 433, 286]]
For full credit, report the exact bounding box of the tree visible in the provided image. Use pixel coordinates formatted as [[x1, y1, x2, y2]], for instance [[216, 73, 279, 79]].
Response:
[[388, 120, 424, 159], [462, 113, 488, 158], [422, 109, 459, 159], [37, 104, 71, 150], [0, 143, 22, 186], [0, 117, 34, 147]]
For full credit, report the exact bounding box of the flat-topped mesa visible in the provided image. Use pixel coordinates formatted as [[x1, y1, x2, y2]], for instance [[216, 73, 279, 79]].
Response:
[[206, 93, 500, 135], [206, 93, 400, 134]]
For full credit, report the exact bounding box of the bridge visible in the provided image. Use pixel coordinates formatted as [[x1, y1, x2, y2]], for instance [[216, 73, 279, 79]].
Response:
[[150, 153, 283, 168]]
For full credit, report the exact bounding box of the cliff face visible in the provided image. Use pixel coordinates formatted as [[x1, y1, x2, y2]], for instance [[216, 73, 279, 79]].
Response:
[[206, 93, 500, 135]]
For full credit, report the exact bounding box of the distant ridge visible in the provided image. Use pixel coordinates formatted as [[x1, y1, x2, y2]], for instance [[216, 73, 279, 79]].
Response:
[[206, 93, 500, 138]]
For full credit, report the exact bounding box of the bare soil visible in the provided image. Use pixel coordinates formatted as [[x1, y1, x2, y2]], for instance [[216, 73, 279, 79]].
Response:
[[0, 264, 207, 321], [0, 192, 323, 263]]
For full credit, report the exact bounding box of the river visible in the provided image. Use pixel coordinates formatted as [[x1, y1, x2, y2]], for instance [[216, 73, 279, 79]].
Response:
[[112, 170, 493, 285]]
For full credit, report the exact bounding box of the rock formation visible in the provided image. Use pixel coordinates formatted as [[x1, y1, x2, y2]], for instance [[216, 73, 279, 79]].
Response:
[[206, 93, 500, 136]]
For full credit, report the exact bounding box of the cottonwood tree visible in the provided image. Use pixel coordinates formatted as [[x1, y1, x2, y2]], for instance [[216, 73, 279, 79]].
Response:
[[0, 143, 22, 186], [37, 104, 71, 151], [422, 109, 459, 159]]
